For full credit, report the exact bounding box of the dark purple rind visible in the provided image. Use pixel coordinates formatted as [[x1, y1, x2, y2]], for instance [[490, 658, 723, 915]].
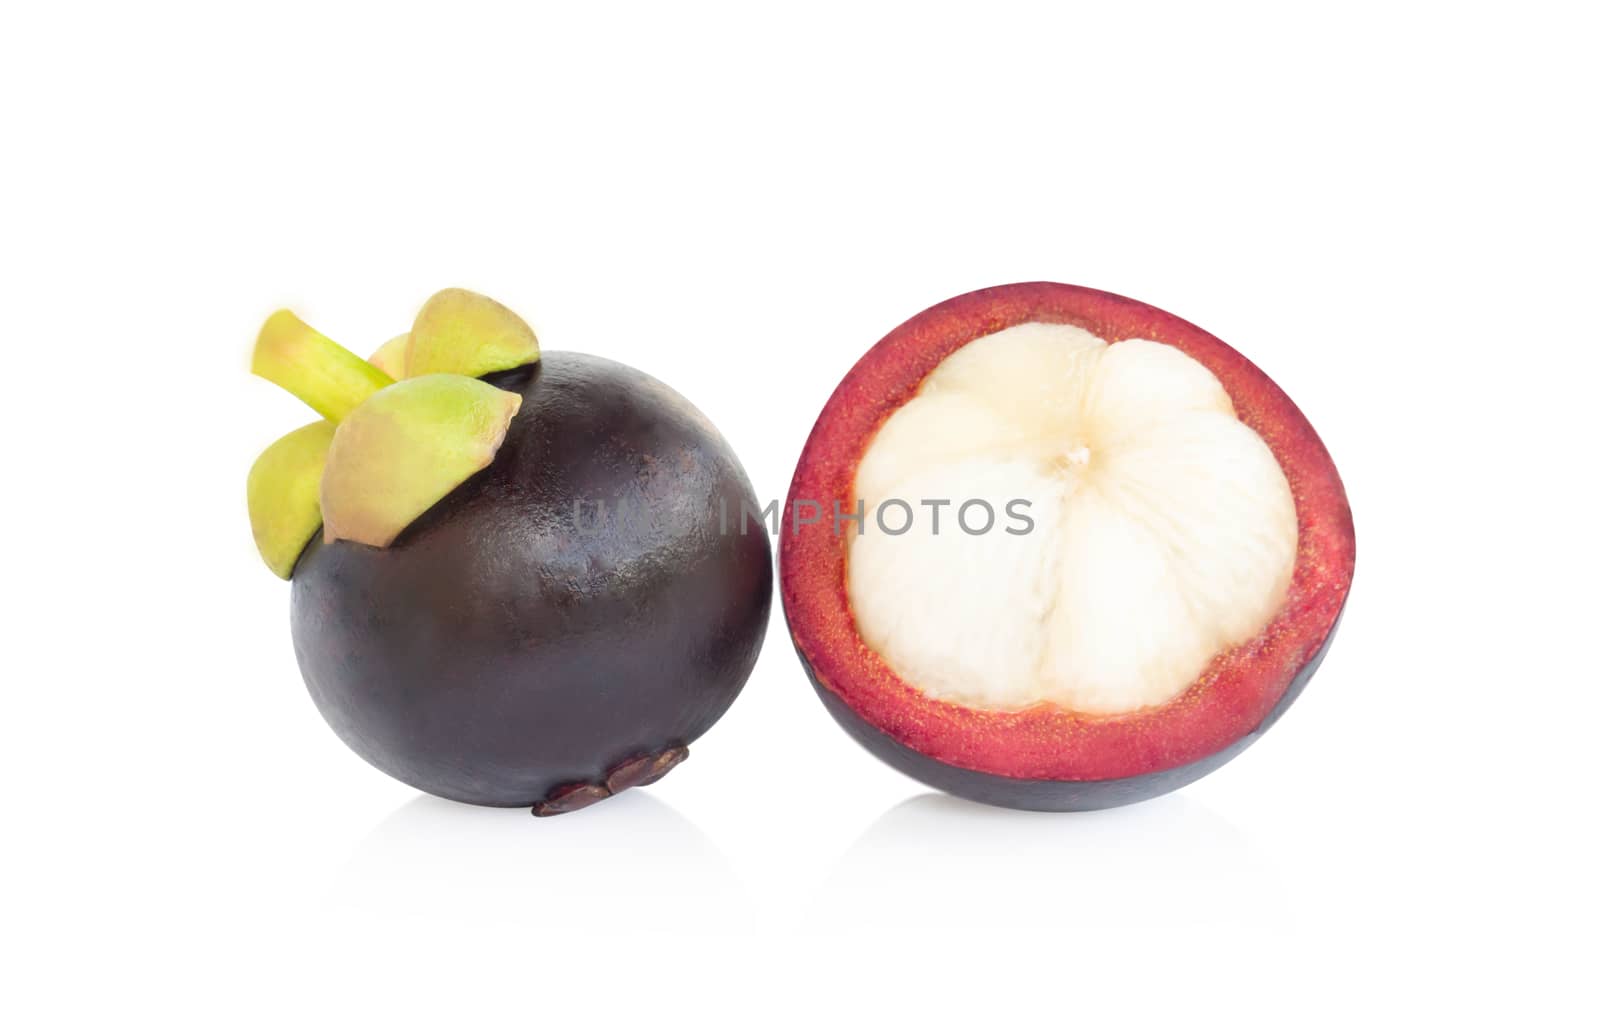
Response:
[[795, 614, 1341, 812], [290, 352, 773, 808]]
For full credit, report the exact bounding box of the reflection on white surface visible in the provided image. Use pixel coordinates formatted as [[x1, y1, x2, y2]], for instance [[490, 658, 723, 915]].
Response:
[[332, 790, 750, 934], [329, 787, 1294, 938], [810, 793, 1294, 934]]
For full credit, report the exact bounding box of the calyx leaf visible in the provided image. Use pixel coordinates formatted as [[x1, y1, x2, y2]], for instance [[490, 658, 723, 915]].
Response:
[[249, 292, 538, 577], [247, 421, 337, 578], [320, 375, 523, 548], [406, 288, 540, 378], [367, 333, 411, 378], [252, 310, 394, 420]]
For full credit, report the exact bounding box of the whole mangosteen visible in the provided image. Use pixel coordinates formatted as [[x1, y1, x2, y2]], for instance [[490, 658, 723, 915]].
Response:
[[248, 289, 772, 814]]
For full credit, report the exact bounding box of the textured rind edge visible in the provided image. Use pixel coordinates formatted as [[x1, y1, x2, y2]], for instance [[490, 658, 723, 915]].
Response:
[[780, 282, 1356, 782], [798, 610, 1341, 810]]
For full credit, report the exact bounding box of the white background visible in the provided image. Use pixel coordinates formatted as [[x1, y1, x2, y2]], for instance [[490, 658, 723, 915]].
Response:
[[4, 2, 1596, 1019]]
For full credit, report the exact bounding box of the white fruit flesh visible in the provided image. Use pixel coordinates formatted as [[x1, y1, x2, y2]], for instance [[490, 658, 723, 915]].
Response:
[[848, 323, 1298, 715]]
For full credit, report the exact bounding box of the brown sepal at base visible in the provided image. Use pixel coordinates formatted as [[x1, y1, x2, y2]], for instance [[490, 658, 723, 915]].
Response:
[[529, 746, 690, 816], [606, 747, 689, 792], [531, 783, 611, 817]]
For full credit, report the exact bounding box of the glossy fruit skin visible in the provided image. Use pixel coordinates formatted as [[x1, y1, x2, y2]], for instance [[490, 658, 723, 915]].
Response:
[[290, 352, 772, 807]]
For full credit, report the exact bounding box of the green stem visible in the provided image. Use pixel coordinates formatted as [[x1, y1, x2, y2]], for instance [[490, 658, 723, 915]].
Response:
[[252, 310, 394, 421]]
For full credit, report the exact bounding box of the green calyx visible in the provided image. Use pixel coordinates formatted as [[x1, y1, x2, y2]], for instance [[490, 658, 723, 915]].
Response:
[[407, 288, 540, 378], [246, 288, 541, 578], [321, 376, 522, 547], [248, 421, 336, 578], [253, 311, 395, 420], [367, 333, 411, 379]]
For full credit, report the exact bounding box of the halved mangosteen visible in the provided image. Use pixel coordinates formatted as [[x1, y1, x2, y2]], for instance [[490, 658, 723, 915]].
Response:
[[782, 283, 1353, 811], [248, 289, 772, 815]]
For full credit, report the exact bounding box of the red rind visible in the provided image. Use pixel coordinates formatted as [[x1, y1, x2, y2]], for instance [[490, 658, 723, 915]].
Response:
[[780, 283, 1355, 782]]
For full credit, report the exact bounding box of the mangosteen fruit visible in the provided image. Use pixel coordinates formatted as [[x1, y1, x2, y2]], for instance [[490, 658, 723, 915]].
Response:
[[782, 282, 1353, 811], [248, 289, 772, 814]]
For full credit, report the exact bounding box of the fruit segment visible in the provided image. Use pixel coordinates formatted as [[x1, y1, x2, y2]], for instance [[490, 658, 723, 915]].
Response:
[[848, 324, 1297, 715]]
